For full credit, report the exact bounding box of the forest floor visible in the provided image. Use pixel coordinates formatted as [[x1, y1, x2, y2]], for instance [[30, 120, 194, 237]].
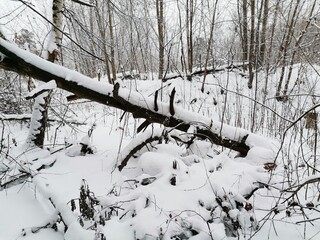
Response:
[[1, 69, 320, 240]]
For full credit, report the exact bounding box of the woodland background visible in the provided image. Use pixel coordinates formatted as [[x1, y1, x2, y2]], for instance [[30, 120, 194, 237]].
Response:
[[1, 0, 320, 239]]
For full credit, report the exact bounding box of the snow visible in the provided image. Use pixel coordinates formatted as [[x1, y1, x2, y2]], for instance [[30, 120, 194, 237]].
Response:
[[0, 71, 320, 239], [1, 4, 320, 238], [26, 80, 57, 99], [0, 37, 278, 159], [101, 218, 134, 240], [0, 38, 114, 97], [138, 151, 187, 176]]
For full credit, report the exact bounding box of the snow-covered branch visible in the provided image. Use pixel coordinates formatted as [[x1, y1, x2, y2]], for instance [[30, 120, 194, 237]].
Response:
[[25, 80, 57, 100], [0, 38, 278, 157]]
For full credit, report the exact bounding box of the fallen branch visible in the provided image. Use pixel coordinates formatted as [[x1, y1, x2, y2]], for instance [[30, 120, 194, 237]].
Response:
[[162, 62, 249, 82], [0, 38, 277, 157], [0, 172, 31, 191], [25, 80, 57, 100], [118, 128, 164, 171], [33, 176, 95, 240], [0, 156, 56, 190]]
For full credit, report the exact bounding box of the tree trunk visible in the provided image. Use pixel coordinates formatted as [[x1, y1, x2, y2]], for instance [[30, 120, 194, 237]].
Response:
[[107, 0, 117, 82], [247, 0, 255, 89], [241, 0, 248, 67], [258, 0, 269, 66], [156, 0, 165, 80], [186, 0, 194, 80], [282, 0, 316, 98], [95, 0, 112, 84], [28, 0, 64, 148], [200, 0, 219, 93], [275, 0, 301, 101]]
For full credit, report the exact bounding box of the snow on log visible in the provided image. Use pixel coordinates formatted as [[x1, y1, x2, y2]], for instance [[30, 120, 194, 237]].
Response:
[[118, 128, 164, 171], [25, 91, 51, 148], [33, 176, 95, 240], [0, 38, 278, 156], [25, 80, 57, 100]]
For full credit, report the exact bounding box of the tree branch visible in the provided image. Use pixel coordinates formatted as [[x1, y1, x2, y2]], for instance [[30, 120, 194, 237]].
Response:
[[0, 39, 275, 157]]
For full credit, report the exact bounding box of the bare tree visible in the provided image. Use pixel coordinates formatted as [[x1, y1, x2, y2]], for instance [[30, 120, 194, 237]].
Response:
[[27, 0, 65, 147], [156, 0, 165, 79], [258, 0, 269, 66], [95, 0, 112, 84], [247, 0, 255, 89], [282, 0, 317, 99], [275, 0, 302, 101], [107, 0, 117, 81], [200, 0, 219, 93], [186, 0, 194, 80], [240, 0, 248, 68]]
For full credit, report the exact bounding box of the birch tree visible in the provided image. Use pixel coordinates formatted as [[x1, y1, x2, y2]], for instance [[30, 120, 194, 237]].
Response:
[[156, 0, 165, 79], [26, 0, 64, 147]]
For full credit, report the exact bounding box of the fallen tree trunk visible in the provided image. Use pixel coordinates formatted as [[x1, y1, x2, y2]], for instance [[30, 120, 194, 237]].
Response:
[[0, 38, 274, 157]]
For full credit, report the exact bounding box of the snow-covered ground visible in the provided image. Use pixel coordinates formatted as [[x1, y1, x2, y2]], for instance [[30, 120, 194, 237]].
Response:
[[1, 66, 320, 239], [1, 1, 320, 239]]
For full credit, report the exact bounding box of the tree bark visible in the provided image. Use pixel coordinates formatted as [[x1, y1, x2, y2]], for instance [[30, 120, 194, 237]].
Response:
[[28, 0, 64, 148], [282, 0, 316, 98], [258, 0, 269, 66], [107, 0, 117, 81], [95, 0, 112, 84], [247, 0, 255, 89], [241, 0, 248, 67], [156, 0, 165, 80], [186, 0, 194, 80]]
